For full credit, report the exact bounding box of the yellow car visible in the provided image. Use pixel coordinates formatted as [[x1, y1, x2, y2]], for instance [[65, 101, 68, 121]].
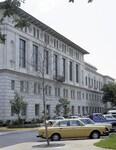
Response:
[[37, 119, 108, 141]]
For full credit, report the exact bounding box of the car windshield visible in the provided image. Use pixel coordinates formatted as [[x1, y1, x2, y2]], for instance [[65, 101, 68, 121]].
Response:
[[80, 119, 95, 124], [105, 115, 114, 119], [95, 114, 106, 121]]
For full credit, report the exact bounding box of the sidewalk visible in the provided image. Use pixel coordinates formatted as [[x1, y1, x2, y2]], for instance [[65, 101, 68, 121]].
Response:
[[0, 139, 108, 150]]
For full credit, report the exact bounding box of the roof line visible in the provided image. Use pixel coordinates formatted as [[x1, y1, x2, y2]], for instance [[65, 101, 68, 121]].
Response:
[[0, 2, 89, 54]]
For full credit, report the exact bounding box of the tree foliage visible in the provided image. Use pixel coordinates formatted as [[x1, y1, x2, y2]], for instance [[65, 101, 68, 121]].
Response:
[[101, 84, 116, 107], [54, 98, 71, 117], [0, 0, 30, 43], [10, 92, 27, 121]]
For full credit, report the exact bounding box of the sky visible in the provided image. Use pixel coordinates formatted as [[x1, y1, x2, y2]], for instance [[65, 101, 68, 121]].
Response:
[[1, 0, 116, 79]]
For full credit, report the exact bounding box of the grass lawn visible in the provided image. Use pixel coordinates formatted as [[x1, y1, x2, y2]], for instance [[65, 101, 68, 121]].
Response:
[[94, 134, 116, 149]]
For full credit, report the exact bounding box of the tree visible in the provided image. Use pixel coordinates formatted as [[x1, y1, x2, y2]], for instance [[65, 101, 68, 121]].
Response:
[[27, 42, 54, 146], [0, 0, 29, 43], [10, 92, 27, 123], [54, 103, 61, 116], [54, 98, 71, 117], [101, 84, 116, 107]]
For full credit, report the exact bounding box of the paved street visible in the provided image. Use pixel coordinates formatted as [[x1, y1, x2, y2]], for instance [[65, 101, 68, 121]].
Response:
[[0, 129, 114, 150], [0, 130, 38, 148]]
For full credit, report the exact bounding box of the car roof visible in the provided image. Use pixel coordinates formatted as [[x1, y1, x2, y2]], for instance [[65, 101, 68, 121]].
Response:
[[53, 118, 85, 124], [108, 110, 116, 113]]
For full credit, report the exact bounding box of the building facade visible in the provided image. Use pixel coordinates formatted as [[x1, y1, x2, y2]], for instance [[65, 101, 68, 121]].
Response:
[[0, 3, 115, 121]]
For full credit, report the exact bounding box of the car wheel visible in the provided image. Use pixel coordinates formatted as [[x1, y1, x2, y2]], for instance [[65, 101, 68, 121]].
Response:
[[90, 131, 100, 139], [51, 133, 60, 141]]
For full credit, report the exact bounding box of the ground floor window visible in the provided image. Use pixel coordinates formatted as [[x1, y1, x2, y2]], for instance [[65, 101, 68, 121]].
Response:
[[35, 104, 40, 116]]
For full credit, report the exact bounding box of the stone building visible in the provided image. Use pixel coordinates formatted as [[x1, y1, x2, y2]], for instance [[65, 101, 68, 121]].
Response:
[[0, 2, 115, 121]]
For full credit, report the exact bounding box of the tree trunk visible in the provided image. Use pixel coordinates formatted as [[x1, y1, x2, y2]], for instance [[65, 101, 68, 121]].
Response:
[[42, 71, 50, 146]]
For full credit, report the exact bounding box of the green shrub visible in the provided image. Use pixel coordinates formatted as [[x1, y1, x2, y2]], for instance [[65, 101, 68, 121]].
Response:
[[0, 120, 3, 127], [3, 120, 11, 126]]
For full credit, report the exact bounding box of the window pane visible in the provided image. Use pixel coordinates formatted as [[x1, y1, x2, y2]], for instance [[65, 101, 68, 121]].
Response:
[[44, 50, 49, 74], [33, 45, 38, 71], [20, 81, 24, 92], [35, 104, 39, 116], [69, 61, 72, 81], [11, 80, 15, 90], [19, 39, 26, 68]]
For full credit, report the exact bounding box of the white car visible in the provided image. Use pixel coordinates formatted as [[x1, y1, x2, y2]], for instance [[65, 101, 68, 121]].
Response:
[[79, 118, 114, 132], [108, 110, 116, 118], [47, 116, 65, 125], [68, 115, 81, 119], [103, 114, 116, 120]]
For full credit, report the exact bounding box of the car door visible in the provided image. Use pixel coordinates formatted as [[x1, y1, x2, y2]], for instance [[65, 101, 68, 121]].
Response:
[[56, 120, 72, 138], [69, 120, 85, 138]]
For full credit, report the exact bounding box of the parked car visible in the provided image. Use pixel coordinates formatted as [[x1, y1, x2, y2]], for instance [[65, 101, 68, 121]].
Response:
[[103, 114, 116, 120], [68, 115, 81, 119], [47, 116, 65, 124], [37, 119, 108, 141], [107, 110, 116, 118], [89, 113, 116, 130], [68, 114, 84, 119], [79, 118, 114, 132]]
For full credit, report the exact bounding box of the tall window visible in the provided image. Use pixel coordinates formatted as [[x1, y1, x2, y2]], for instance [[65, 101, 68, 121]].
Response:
[[19, 39, 26, 68], [33, 27, 36, 37], [71, 90, 75, 99], [54, 39, 58, 49], [20, 81, 29, 93], [46, 105, 50, 115], [63, 89, 68, 98], [34, 83, 37, 93], [54, 54, 58, 77], [62, 58, 65, 80], [33, 45, 38, 71], [11, 105, 14, 116], [85, 76, 88, 86], [34, 83, 40, 94], [62, 44, 66, 53], [69, 47, 73, 56], [45, 86, 51, 95], [35, 104, 39, 116], [11, 80, 15, 90], [38, 84, 40, 94], [77, 91, 81, 100], [44, 33, 49, 44], [44, 50, 49, 74], [55, 87, 60, 97], [25, 81, 29, 93], [76, 51, 79, 59], [72, 106, 74, 115], [37, 29, 39, 39], [78, 106, 80, 114], [69, 61, 72, 81], [48, 86, 51, 95], [20, 81, 24, 92], [76, 64, 79, 83]]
